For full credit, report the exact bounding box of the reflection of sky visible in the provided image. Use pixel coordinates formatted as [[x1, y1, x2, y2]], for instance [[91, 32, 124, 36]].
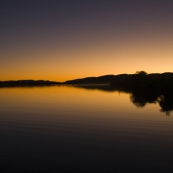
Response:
[[1, 1, 173, 81], [0, 86, 173, 132]]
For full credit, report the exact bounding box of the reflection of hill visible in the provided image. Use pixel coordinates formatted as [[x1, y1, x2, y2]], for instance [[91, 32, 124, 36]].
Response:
[[158, 94, 173, 115], [0, 80, 60, 87], [129, 90, 173, 115], [129, 91, 159, 107], [72, 83, 173, 115], [72, 84, 117, 92]]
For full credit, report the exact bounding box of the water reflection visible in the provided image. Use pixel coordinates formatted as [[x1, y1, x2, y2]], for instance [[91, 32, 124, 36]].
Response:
[[1, 84, 173, 115], [73, 84, 173, 115], [72, 84, 117, 92], [1, 85, 173, 172], [130, 91, 173, 115], [158, 94, 173, 115]]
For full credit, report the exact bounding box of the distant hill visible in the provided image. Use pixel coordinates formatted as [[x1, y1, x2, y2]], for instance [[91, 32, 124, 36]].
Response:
[[110, 72, 173, 94], [0, 80, 60, 87], [63, 72, 173, 86], [1, 72, 173, 88], [63, 74, 129, 84]]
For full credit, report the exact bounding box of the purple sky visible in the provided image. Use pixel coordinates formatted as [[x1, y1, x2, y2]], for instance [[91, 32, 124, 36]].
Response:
[[1, 0, 173, 81]]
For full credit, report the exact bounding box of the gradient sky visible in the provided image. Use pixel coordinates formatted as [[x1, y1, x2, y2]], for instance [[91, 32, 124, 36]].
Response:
[[1, 0, 173, 81]]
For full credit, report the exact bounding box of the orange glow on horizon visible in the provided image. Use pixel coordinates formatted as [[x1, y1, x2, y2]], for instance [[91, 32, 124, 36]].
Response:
[[1, 32, 173, 82]]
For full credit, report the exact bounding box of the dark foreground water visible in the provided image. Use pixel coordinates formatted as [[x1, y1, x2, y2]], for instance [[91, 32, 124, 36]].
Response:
[[1, 86, 173, 173]]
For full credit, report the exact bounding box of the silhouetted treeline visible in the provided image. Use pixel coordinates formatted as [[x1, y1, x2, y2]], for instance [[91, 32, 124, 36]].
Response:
[[110, 71, 173, 94], [64, 72, 173, 94], [0, 80, 60, 87]]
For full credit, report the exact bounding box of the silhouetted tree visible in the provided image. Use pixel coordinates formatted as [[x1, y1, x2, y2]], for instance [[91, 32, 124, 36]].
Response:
[[135, 71, 147, 75]]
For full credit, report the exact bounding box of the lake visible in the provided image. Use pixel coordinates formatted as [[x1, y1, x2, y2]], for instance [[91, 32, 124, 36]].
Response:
[[1, 85, 173, 173]]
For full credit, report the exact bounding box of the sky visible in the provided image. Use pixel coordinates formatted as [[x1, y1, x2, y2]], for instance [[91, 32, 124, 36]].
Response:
[[1, 0, 173, 82]]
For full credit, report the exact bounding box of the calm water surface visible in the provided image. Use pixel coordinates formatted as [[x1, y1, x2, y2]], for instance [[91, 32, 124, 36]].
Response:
[[1, 86, 173, 173]]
